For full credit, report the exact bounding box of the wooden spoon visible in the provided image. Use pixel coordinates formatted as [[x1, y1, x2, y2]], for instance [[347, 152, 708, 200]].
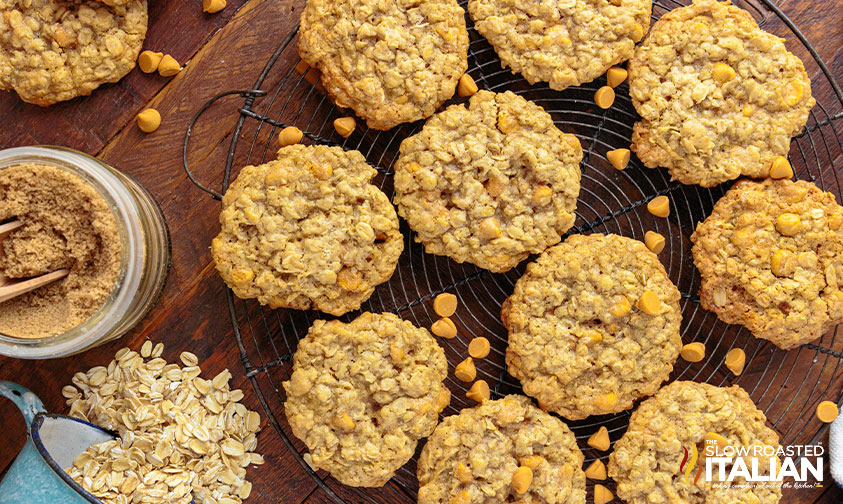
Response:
[[0, 220, 71, 303]]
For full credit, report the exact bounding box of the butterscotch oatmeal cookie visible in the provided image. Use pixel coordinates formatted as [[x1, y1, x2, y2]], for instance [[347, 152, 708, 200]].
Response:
[[691, 178, 843, 349], [0, 0, 147, 106], [628, 0, 814, 187], [503, 233, 682, 420], [468, 0, 650, 91], [417, 395, 585, 504], [297, 0, 468, 130], [211, 145, 403, 316], [284, 312, 450, 487], [609, 381, 782, 504], [393, 90, 582, 273]]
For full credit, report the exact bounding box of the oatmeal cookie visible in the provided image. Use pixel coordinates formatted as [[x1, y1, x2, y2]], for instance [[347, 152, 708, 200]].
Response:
[[503, 233, 682, 420], [393, 90, 582, 273], [417, 395, 585, 504], [283, 312, 450, 487], [297, 0, 468, 130], [211, 145, 404, 316], [628, 0, 814, 187], [0, 0, 147, 106], [468, 0, 650, 90], [609, 381, 782, 504], [691, 178, 843, 349]]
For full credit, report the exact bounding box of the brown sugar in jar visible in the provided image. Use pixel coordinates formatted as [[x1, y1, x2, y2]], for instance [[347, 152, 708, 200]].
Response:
[[0, 163, 121, 339]]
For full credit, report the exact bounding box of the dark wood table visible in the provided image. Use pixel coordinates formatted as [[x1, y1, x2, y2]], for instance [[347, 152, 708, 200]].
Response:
[[1, 0, 843, 502]]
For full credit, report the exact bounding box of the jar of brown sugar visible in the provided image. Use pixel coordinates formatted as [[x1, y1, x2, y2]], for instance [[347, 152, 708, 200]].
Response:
[[0, 146, 170, 358]]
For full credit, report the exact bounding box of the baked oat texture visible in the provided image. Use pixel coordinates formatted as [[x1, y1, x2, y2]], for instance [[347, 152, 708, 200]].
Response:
[[628, 0, 814, 187], [417, 395, 586, 504], [503, 233, 682, 420], [283, 312, 451, 487], [211, 145, 404, 316], [468, 0, 650, 90], [0, 0, 147, 106], [393, 90, 582, 273], [691, 178, 843, 349], [297, 0, 468, 130], [609, 381, 782, 504]]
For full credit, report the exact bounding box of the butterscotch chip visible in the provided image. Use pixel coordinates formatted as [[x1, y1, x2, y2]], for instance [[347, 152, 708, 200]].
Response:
[[587, 426, 610, 451], [284, 312, 450, 487], [433, 292, 458, 317], [468, 0, 650, 91], [394, 90, 582, 273], [609, 381, 782, 504], [606, 148, 630, 170], [606, 66, 628, 88], [457, 73, 478, 97], [584, 460, 606, 480], [644, 231, 665, 254], [593, 86, 615, 109], [211, 145, 403, 316], [157, 54, 180, 76], [593, 485, 613, 504], [680, 342, 705, 362], [468, 337, 490, 359], [647, 196, 670, 217], [691, 179, 843, 349], [431, 317, 458, 339], [466, 380, 490, 403], [628, 0, 814, 187], [333, 116, 355, 138], [137, 50, 162, 73], [0, 0, 148, 106], [724, 348, 746, 375], [297, 0, 468, 130], [454, 357, 476, 382], [816, 401, 839, 423], [418, 395, 586, 504], [504, 234, 681, 420]]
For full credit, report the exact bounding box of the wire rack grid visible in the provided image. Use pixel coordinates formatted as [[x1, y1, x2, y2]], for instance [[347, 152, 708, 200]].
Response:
[[183, 0, 843, 502]]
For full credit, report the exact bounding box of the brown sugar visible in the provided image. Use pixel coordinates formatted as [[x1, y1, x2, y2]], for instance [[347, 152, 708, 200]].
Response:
[[0, 163, 121, 339]]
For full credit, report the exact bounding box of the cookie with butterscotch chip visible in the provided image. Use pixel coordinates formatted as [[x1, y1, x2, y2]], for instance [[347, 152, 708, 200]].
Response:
[[691, 178, 843, 349]]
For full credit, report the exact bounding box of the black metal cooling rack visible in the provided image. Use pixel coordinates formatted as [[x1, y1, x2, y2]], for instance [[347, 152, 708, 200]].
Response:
[[183, 0, 843, 501]]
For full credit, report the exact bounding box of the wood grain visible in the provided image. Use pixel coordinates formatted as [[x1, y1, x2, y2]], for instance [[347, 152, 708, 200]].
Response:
[[1, 0, 843, 503]]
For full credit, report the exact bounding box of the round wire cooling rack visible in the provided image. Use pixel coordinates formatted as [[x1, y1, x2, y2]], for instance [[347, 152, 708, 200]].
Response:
[[183, 0, 843, 501]]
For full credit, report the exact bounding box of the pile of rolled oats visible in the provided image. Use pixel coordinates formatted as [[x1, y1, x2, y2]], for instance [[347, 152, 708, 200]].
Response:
[[62, 343, 263, 504]]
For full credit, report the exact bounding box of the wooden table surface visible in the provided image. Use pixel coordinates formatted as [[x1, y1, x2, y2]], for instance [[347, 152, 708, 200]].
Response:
[[1, 0, 843, 503]]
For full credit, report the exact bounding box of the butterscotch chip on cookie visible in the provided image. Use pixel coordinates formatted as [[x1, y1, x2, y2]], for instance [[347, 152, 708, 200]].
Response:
[[503, 234, 682, 420], [628, 0, 814, 187], [0, 0, 147, 106], [691, 178, 843, 349], [393, 90, 582, 273], [211, 145, 403, 316], [297, 0, 468, 130], [417, 395, 585, 504], [468, 0, 651, 90], [284, 312, 450, 487], [609, 381, 782, 504]]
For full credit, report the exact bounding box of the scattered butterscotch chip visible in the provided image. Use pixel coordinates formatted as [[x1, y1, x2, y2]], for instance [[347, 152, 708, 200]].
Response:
[[636, 290, 660, 315], [333, 117, 356, 138], [451, 489, 471, 504], [431, 317, 457, 339], [466, 380, 490, 403], [510, 466, 533, 494], [584, 459, 606, 480], [519, 455, 543, 469], [703, 432, 729, 455], [606, 148, 630, 170], [278, 126, 303, 147], [457, 73, 478, 97], [817, 401, 839, 423], [594, 484, 614, 504], [587, 426, 610, 451], [203, 0, 226, 13], [680, 342, 706, 363], [138, 51, 163, 73], [647, 195, 670, 218], [712, 62, 736, 83], [631, 23, 644, 42], [137, 108, 161, 133], [433, 292, 458, 317], [775, 213, 801, 236], [332, 412, 355, 430], [455, 462, 472, 483], [606, 66, 628, 88], [468, 337, 490, 359], [770, 156, 793, 179], [644, 231, 665, 254], [594, 86, 615, 109], [724, 348, 746, 376], [454, 357, 476, 382], [158, 54, 181, 77]]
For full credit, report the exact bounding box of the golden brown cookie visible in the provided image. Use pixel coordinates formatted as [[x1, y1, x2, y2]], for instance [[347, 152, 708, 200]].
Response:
[[417, 395, 585, 504], [503, 233, 682, 420], [211, 145, 403, 316], [691, 178, 843, 349], [284, 312, 450, 487], [628, 0, 814, 187], [393, 90, 582, 273]]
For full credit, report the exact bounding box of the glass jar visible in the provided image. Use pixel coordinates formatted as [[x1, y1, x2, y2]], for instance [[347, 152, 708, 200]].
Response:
[[0, 146, 170, 359]]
